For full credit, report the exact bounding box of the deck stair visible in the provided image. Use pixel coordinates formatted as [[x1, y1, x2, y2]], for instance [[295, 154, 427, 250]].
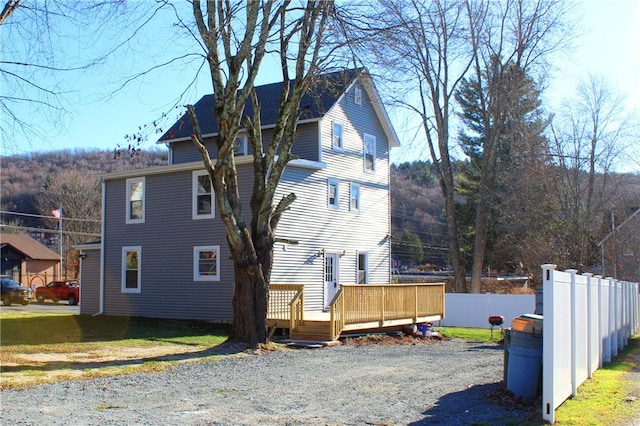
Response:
[[290, 320, 333, 341]]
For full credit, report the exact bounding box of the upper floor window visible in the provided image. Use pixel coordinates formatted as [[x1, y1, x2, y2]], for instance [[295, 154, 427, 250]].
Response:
[[122, 246, 141, 293], [354, 86, 362, 105], [350, 183, 360, 212], [332, 122, 343, 151], [192, 171, 215, 220], [364, 133, 376, 172], [328, 178, 340, 209], [234, 136, 248, 156], [126, 177, 145, 224], [194, 245, 221, 281]]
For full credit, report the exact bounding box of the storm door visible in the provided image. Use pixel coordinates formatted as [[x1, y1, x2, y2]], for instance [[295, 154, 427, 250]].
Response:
[[324, 252, 339, 309]]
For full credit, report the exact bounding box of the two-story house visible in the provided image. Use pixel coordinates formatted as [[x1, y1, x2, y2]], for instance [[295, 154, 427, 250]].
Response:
[[76, 69, 401, 322]]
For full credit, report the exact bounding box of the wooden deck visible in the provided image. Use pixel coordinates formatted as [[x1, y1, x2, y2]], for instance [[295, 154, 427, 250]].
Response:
[[268, 283, 446, 341]]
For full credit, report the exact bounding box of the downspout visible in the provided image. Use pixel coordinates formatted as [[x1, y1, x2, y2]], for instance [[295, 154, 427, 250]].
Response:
[[93, 180, 106, 316]]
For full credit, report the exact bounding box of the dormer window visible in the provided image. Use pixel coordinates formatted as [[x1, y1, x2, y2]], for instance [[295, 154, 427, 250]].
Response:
[[332, 122, 343, 151], [234, 136, 248, 156]]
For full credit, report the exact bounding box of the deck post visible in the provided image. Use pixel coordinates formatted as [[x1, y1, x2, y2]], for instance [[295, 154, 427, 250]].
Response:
[[379, 286, 385, 327], [414, 285, 418, 322]]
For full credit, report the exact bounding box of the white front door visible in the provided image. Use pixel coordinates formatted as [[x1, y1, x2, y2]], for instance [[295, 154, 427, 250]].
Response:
[[324, 252, 339, 309]]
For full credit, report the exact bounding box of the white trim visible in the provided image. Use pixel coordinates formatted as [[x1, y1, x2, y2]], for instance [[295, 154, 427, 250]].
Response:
[[192, 170, 215, 220], [350, 183, 361, 213], [357, 251, 369, 284], [354, 85, 362, 105], [363, 133, 376, 172], [193, 245, 221, 281], [98, 181, 105, 315], [125, 177, 145, 224], [328, 178, 340, 210], [234, 135, 248, 156], [101, 161, 224, 181], [121, 246, 141, 293], [332, 121, 344, 152], [287, 159, 327, 170]]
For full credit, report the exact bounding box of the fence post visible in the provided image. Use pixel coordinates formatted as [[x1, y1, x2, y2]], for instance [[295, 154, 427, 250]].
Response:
[[595, 275, 604, 369], [607, 277, 617, 358], [541, 263, 556, 424], [565, 269, 578, 397], [584, 272, 594, 378]]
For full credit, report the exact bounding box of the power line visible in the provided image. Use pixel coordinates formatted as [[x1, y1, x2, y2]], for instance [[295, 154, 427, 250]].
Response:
[[0, 210, 101, 223], [0, 224, 101, 237]]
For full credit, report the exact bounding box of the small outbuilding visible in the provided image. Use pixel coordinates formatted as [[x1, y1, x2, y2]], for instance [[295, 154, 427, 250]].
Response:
[[0, 233, 61, 287]]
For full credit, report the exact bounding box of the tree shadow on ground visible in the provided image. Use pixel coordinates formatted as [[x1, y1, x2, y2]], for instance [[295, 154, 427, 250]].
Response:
[[408, 382, 541, 426], [1, 341, 249, 375]]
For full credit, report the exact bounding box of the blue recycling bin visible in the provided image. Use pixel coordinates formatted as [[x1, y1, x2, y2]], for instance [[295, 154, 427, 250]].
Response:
[[506, 315, 543, 399]]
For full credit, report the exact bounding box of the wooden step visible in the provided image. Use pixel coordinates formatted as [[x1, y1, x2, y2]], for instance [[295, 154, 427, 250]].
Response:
[[291, 320, 334, 341]]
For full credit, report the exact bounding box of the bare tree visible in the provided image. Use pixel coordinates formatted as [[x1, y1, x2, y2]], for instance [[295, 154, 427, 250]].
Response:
[[357, 0, 484, 292], [462, 0, 571, 292], [186, 1, 335, 345], [549, 75, 639, 268], [36, 170, 101, 278], [0, 0, 160, 149]]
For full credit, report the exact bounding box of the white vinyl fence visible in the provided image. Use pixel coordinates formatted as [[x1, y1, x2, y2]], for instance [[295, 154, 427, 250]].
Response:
[[541, 264, 640, 424], [440, 293, 536, 328]]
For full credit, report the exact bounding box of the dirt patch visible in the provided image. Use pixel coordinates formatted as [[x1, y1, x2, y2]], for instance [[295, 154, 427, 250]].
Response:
[[0, 342, 249, 389], [342, 332, 444, 346]]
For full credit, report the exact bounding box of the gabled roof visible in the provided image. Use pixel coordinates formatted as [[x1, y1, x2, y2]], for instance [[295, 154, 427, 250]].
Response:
[[0, 233, 60, 261], [158, 68, 400, 147]]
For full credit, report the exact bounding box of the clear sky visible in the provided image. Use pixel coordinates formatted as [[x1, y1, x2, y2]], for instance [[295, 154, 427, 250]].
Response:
[[2, 1, 639, 172]]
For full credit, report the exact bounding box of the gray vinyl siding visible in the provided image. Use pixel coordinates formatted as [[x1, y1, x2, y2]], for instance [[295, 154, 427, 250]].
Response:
[[94, 76, 393, 317], [79, 248, 100, 315], [271, 82, 391, 311], [170, 123, 320, 165], [102, 168, 253, 322]]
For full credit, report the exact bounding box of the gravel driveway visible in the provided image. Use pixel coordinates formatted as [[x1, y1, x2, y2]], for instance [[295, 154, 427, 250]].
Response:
[[1, 338, 539, 425]]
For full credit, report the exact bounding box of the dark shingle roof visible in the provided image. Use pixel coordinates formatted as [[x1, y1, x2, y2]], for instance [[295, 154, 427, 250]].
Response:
[[0, 233, 60, 261], [159, 69, 364, 142]]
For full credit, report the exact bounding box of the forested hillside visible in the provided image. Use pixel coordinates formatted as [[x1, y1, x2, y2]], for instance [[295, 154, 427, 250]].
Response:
[[391, 160, 640, 281], [1, 148, 167, 229], [2, 149, 638, 281]]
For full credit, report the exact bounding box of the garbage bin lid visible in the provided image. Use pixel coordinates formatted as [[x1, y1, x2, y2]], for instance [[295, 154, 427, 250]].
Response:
[[511, 313, 543, 333]]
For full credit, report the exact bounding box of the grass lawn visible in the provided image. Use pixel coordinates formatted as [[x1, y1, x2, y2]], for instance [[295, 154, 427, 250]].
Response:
[[440, 325, 640, 425], [0, 312, 232, 389]]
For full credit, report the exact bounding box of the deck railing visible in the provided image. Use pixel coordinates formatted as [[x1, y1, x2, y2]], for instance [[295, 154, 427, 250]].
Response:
[[268, 282, 445, 340], [329, 288, 345, 341], [267, 284, 305, 328], [335, 283, 445, 327]]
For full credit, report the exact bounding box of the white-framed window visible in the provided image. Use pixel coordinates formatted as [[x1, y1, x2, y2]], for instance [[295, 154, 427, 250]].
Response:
[[234, 136, 248, 156], [328, 178, 340, 209], [364, 133, 376, 172], [357, 251, 369, 284], [332, 121, 343, 151], [350, 183, 360, 212], [354, 86, 362, 105], [192, 170, 215, 220], [126, 177, 145, 224], [121, 246, 141, 293], [194, 245, 221, 281]]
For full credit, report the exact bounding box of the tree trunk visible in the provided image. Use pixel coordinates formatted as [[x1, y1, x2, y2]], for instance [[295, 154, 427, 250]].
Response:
[[231, 261, 268, 345]]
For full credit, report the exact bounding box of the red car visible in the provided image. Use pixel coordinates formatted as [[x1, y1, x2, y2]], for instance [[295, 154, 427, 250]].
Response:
[[36, 281, 80, 305]]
